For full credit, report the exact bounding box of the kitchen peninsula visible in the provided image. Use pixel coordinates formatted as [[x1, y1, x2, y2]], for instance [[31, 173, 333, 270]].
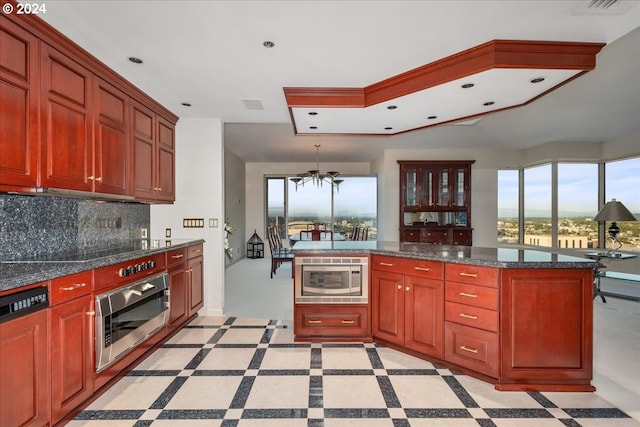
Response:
[[292, 241, 599, 392]]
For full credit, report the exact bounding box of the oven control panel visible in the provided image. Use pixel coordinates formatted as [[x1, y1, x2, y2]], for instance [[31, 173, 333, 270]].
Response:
[[117, 260, 157, 277], [0, 286, 49, 324]]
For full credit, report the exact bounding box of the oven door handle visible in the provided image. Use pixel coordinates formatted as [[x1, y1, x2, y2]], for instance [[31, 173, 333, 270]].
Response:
[[129, 283, 157, 296]]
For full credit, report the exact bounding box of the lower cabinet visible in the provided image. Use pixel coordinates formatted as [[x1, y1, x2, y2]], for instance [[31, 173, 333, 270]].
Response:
[[0, 308, 50, 427], [371, 256, 444, 358], [188, 254, 204, 317], [167, 244, 204, 332], [50, 294, 94, 424], [294, 304, 370, 341]]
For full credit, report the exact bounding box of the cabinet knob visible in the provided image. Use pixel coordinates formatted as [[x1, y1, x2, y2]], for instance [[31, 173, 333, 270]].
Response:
[[86, 311, 95, 316], [95, 176, 102, 182], [405, 286, 411, 292], [397, 284, 402, 290]]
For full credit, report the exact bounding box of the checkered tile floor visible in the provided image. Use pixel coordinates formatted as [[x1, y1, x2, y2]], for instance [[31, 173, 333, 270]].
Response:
[[69, 316, 639, 427]]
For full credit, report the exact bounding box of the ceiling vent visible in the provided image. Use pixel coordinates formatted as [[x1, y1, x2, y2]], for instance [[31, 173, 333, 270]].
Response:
[[574, 0, 635, 15], [241, 99, 264, 110]]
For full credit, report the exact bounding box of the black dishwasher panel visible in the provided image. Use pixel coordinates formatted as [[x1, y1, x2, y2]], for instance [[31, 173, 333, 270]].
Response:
[[0, 286, 49, 324]]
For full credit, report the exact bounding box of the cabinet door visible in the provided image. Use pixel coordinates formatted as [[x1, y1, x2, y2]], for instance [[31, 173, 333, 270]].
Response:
[[188, 255, 204, 316], [420, 166, 434, 208], [94, 78, 129, 195], [404, 275, 444, 358], [168, 262, 189, 329], [452, 166, 468, 207], [0, 309, 49, 427], [403, 166, 418, 207], [40, 43, 93, 191], [50, 294, 94, 424], [437, 167, 450, 207], [0, 16, 39, 188], [371, 270, 404, 346], [155, 116, 175, 202], [131, 101, 155, 199]]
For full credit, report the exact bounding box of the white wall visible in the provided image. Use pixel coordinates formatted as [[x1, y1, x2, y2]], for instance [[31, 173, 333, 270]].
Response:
[[151, 118, 225, 316]]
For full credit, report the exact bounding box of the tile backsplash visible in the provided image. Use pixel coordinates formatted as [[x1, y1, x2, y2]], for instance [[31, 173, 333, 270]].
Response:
[[0, 194, 149, 260]]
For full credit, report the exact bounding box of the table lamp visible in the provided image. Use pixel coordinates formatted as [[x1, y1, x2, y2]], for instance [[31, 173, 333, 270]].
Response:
[[593, 198, 637, 254]]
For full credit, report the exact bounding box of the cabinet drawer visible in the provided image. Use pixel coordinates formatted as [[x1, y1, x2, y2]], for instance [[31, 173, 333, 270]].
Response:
[[445, 322, 498, 378], [295, 305, 369, 338], [401, 230, 421, 242], [445, 263, 499, 287], [188, 244, 203, 258], [94, 253, 166, 292], [445, 281, 498, 310], [451, 230, 472, 246], [50, 270, 93, 305], [445, 301, 498, 332], [371, 255, 443, 280], [167, 248, 188, 265], [422, 229, 449, 244]]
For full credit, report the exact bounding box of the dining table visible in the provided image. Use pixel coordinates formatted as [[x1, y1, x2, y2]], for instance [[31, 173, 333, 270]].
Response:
[[289, 231, 346, 246]]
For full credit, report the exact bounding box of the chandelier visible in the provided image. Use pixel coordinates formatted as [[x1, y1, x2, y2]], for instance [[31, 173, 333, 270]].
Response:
[[290, 144, 343, 191]]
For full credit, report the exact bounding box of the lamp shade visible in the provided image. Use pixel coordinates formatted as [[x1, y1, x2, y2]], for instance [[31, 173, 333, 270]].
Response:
[[593, 199, 637, 222]]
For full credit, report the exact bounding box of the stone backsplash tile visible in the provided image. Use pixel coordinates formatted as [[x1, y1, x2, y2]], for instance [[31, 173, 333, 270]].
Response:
[[0, 194, 149, 260]]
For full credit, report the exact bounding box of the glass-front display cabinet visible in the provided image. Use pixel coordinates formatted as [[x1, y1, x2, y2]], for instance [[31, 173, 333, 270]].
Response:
[[398, 160, 475, 245]]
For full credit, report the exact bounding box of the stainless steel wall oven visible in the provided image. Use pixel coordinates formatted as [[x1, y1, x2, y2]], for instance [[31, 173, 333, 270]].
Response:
[[295, 256, 369, 303], [95, 272, 169, 372]]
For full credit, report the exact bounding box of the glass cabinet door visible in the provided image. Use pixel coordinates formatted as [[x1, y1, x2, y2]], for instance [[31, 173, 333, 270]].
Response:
[[453, 167, 466, 206], [405, 168, 417, 206], [438, 168, 449, 206], [420, 167, 433, 207]]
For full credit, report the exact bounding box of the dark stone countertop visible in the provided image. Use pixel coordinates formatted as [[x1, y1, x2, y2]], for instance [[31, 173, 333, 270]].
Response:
[[0, 239, 204, 294], [291, 241, 600, 269]]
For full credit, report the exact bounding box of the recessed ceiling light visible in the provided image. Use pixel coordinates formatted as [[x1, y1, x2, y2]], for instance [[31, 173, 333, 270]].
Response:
[[128, 57, 143, 64], [181, 102, 191, 107], [461, 83, 474, 89], [427, 115, 438, 120], [263, 41, 275, 48], [308, 112, 318, 116], [483, 101, 495, 106], [387, 105, 397, 110], [384, 127, 393, 130], [310, 126, 317, 129], [530, 77, 546, 84]]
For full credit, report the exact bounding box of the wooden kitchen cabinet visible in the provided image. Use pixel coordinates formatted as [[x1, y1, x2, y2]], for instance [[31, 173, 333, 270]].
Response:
[[93, 78, 130, 196], [49, 271, 94, 424], [295, 304, 370, 340], [132, 101, 175, 202], [0, 306, 50, 427], [167, 244, 203, 332], [444, 263, 500, 378], [0, 15, 39, 190], [398, 161, 474, 245], [1, 11, 178, 201], [40, 42, 94, 192], [498, 268, 594, 391], [371, 255, 444, 358]]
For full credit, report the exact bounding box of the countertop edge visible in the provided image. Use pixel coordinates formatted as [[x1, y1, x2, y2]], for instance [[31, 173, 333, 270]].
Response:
[[0, 239, 205, 293]]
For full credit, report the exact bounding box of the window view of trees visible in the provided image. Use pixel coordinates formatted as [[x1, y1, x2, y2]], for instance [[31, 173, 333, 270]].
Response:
[[498, 157, 640, 252]]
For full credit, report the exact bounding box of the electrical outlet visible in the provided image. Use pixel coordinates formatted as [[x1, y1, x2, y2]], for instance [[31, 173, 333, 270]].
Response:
[[141, 228, 148, 239]]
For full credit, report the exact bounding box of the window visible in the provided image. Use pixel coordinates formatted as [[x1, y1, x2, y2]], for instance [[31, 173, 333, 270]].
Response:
[[498, 157, 639, 252], [266, 175, 378, 241], [497, 170, 519, 244], [557, 163, 598, 249], [524, 164, 552, 247], [605, 157, 640, 251]]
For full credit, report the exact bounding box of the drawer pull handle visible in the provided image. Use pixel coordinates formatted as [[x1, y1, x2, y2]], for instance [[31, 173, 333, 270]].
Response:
[[414, 267, 431, 271], [86, 311, 95, 316], [460, 313, 478, 320], [459, 292, 478, 298], [341, 320, 355, 324], [460, 345, 478, 354], [379, 262, 394, 266], [458, 272, 478, 278], [193, 249, 202, 253], [308, 320, 322, 324], [60, 282, 87, 291], [171, 254, 184, 259]]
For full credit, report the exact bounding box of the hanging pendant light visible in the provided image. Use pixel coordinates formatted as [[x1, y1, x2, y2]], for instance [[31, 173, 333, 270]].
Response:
[[290, 144, 341, 191]]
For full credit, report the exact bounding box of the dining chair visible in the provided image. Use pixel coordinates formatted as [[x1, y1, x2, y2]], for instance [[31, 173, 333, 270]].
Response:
[[267, 226, 294, 278]]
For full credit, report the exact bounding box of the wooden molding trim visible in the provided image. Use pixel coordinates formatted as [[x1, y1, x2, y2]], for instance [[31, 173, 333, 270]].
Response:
[[284, 39, 606, 108]]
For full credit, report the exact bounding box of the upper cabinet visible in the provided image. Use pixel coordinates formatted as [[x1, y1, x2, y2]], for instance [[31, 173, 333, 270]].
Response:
[[399, 161, 474, 245], [0, 16, 39, 189], [0, 11, 177, 202]]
